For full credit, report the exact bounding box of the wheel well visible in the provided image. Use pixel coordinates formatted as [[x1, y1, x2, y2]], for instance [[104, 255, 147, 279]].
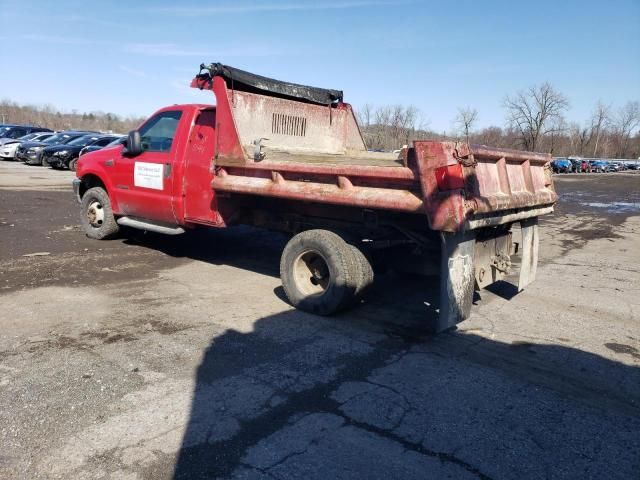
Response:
[[79, 174, 107, 199]]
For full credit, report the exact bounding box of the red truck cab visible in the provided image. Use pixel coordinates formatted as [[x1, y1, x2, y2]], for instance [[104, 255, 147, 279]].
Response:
[[75, 104, 220, 227], [74, 63, 557, 332]]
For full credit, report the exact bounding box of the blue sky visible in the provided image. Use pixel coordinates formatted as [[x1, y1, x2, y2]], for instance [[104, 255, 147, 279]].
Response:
[[0, 0, 638, 132]]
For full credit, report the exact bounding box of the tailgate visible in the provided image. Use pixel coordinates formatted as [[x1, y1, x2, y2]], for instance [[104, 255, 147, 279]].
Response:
[[412, 141, 557, 232], [462, 144, 557, 228]]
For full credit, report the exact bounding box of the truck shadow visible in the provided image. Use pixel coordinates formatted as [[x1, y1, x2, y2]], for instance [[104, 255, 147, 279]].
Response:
[[123, 225, 286, 278], [166, 307, 640, 479], [123, 225, 510, 324]]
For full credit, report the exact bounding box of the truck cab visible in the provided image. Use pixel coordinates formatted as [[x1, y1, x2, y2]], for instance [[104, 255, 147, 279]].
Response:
[[75, 104, 219, 227]]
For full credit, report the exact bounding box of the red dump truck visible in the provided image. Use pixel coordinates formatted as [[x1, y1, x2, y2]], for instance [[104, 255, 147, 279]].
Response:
[[73, 63, 557, 332]]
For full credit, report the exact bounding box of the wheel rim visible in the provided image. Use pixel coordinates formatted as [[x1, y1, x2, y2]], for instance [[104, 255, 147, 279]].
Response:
[[86, 200, 105, 228], [293, 250, 330, 296]]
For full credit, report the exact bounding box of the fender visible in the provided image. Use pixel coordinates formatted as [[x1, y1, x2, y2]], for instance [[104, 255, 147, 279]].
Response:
[[77, 166, 122, 214]]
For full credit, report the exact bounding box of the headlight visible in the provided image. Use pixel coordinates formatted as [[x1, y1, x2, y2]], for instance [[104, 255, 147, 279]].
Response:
[[54, 150, 69, 157], [31, 146, 44, 152]]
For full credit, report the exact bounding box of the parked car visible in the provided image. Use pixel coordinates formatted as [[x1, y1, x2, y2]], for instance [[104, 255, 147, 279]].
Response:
[[17, 131, 95, 166], [609, 162, 623, 172], [569, 159, 583, 173], [78, 136, 126, 158], [0, 131, 46, 147], [627, 163, 640, 170], [551, 158, 572, 173], [590, 160, 608, 173], [580, 160, 589, 172], [0, 131, 51, 148], [0, 125, 52, 141], [0, 132, 55, 160], [45, 135, 121, 171]]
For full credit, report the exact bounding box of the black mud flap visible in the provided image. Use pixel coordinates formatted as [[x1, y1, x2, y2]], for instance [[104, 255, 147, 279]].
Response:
[[435, 231, 476, 333]]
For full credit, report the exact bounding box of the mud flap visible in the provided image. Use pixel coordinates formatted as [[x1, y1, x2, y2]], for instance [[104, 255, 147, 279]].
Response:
[[518, 217, 539, 291], [436, 231, 476, 333]]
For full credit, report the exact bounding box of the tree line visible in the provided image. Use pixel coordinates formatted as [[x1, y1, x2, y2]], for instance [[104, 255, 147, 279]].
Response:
[[358, 83, 640, 159], [0, 99, 145, 134], [2, 85, 639, 159]]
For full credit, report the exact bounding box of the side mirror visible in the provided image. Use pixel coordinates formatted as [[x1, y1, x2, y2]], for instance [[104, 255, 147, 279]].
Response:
[[123, 130, 142, 156]]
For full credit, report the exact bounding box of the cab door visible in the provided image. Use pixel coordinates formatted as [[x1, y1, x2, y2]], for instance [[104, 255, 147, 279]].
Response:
[[110, 110, 184, 223], [182, 109, 221, 225]]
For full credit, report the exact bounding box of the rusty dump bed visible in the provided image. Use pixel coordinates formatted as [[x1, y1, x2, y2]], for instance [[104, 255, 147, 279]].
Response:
[[192, 64, 557, 232]]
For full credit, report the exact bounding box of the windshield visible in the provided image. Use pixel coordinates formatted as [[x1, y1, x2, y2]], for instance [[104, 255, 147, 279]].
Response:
[[0, 127, 11, 136], [43, 133, 73, 144], [106, 137, 125, 147], [18, 133, 38, 141], [67, 135, 100, 147], [32, 133, 52, 141]]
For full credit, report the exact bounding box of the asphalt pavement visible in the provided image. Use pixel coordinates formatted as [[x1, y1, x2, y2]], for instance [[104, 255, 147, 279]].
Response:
[[0, 161, 638, 479]]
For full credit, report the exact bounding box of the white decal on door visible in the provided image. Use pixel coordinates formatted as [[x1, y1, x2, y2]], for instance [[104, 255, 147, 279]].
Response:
[[134, 162, 164, 190]]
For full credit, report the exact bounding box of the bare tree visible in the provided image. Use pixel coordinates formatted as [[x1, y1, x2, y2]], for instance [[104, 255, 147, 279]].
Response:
[[503, 82, 569, 152], [454, 106, 478, 143], [568, 122, 591, 156], [356, 103, 373, 129], [612, 101, 640, 157], [590, 101, 610, 157], [545, 116, 568, 155], [358, 104, 422, 151]]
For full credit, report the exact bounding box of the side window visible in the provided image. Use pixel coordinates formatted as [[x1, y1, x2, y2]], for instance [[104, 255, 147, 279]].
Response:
[[138, 110, 182, 153], [96, 138, 113, 146]]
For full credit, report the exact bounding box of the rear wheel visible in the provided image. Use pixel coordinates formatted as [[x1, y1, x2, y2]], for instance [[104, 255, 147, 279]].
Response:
[[80, 187, 119, 240], [280, 230, 359, 315], [68, 158, 78, 172], [348, 244, 374, 302]]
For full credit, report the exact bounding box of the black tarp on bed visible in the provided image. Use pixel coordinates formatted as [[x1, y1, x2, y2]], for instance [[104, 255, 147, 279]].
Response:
[[197, 63, 343, 105]]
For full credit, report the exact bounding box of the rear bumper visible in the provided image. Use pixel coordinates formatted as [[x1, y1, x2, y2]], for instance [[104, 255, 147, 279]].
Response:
[[465, 205, 554, 230]]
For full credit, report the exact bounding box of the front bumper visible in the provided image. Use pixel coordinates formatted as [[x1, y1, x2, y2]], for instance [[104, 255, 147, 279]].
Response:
[[72, 178, 81, 203], [22, 151, 44, 164], [45, 155, 66, 168]]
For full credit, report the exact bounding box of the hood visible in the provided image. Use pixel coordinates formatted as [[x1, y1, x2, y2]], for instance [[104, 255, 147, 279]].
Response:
[[80, 145, 102, 154], [19, 141, 49, 149], [76, 144, 123, 175], [44, 144, 83, 154]]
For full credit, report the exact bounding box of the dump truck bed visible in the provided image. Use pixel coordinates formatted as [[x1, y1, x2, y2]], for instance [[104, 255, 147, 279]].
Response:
[[192, 64, 557, 233]]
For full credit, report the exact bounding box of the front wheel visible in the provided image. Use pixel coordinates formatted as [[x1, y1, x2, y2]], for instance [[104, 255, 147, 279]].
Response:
[[80, 187, 120, 239], [68, 158, 78, 172]]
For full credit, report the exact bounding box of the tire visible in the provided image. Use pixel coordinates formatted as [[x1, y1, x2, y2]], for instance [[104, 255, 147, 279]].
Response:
[[348, 244, 374, 302], [280, 230, 359, 315], [80, 187, 119, 240], [68, 158, 78, 172]]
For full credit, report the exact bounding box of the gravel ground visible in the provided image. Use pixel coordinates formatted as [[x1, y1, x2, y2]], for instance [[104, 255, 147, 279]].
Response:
[[0, 161, 639, 479]]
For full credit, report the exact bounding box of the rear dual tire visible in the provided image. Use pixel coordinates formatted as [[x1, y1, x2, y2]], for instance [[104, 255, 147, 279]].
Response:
[[280, 229, 373, 315]]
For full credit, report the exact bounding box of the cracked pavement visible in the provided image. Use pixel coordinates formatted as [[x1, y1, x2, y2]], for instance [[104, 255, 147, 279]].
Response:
[[1, 162, 639, 479]]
